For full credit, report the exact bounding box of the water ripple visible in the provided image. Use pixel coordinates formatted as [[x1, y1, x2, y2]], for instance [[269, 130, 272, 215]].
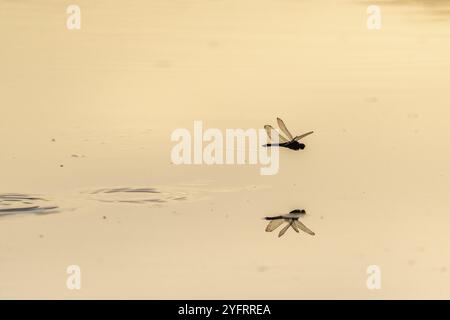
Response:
[[0, 194, 59, 217], [85, 187, 190, 206]]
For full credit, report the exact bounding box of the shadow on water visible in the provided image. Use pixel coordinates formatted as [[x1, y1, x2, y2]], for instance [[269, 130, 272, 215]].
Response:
[[0, 194, 59, 217]]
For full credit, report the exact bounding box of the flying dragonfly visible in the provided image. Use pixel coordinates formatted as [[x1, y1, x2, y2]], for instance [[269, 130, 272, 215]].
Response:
[[264, 209, 315, 238], [263, 118, 313, 150]]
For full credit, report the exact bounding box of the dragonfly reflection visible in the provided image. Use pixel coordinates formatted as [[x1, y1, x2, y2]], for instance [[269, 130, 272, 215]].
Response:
[[264, 209, 315, 238]]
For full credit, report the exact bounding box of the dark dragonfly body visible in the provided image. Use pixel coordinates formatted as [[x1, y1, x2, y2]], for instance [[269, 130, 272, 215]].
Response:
[[263, 141, 305, 150], [264, 209, 305, 220], [262, 117, 313, 151]]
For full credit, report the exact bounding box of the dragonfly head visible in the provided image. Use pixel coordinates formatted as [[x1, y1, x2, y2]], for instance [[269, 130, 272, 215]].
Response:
[[291, 142, 305, 150], [291, 209, 306, 214]]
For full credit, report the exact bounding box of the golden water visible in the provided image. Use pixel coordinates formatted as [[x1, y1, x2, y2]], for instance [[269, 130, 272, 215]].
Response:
[[0, 0, 449, 298]]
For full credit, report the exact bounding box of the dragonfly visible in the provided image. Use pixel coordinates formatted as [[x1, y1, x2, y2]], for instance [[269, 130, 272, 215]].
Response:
[[264, 209, 315, 238], [263, 118, 314, 150]]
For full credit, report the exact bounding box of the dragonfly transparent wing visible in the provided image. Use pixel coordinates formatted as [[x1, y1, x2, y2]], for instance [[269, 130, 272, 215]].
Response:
[[277, 118, 294, 140], [295, 220, 315, 236], [265, 219, 285, 232], [291, 221, 300, 233], [278, 222, 291, 237], [294, 131, 314, 141], [264, 125, 288, 143]]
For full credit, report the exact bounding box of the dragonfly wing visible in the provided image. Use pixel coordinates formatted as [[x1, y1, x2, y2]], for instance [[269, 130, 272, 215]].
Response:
[[264, 125, 274, 141], [277, 118, 294, 140], [264, 125, 288, 143], [291, 221, 300, 233], [265, 219, 284, 232], [294, 131, 314, 141], [295, 220, 315, 236], [278, 222, 291, 237]]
